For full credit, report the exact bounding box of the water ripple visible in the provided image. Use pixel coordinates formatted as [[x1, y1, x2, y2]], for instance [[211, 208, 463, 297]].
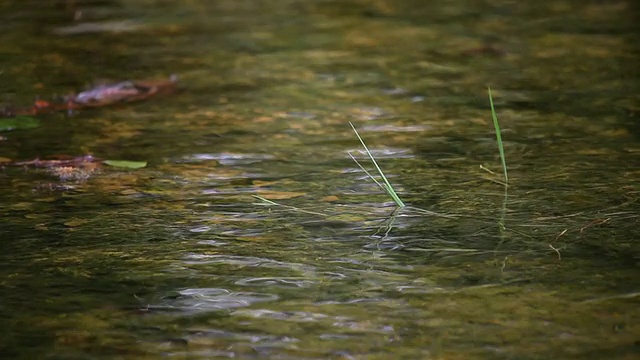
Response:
[[361, 125, 430, 132], [332, 319, 395, 333], [183, 152, 275, 165], [235, 277, 316, 288], [346, 148, 414, 159], [235, 308, 395, 334], [183, 254, 316, 273], [189, 225, 211, 233], [234, 309, 329, 322], [157, 288, 278, 313], [196, 239, 227, 246]]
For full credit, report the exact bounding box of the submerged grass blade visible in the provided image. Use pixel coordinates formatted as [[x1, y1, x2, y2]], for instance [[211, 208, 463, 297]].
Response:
[[252, 195, 328, 216], [488, 87, 508, 185], [349, 122, 405, 207]]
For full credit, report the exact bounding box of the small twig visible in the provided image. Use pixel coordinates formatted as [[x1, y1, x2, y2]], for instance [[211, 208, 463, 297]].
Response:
[[581, 291, 640, 304], [580, 218, 610, 234], [552, 229, 568, 243], [549, 244, 562, 261], [500, 255, 509, 273], [547, 228, 568, 260]]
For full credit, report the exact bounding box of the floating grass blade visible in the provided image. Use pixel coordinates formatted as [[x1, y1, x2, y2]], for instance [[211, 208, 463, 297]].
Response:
[[488, 87, 508, 185], [349, 122, 405, 207]]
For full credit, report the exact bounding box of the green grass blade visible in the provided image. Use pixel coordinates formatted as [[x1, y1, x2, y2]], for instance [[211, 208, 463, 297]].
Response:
[[488, 87, 508, 185], [349, 122, 405, 207]]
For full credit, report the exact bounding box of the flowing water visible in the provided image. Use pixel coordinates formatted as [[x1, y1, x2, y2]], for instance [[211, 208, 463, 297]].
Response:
[[1, 0, 639, 359]]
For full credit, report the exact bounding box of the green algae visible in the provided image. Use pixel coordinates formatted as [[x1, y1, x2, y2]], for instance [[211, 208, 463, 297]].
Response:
[[0, 116, 41, 131]]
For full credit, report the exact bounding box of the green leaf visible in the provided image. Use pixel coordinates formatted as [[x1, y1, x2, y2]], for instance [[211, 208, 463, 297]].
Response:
[[103, 160, 147, 169], [0, 116, 41, 132]]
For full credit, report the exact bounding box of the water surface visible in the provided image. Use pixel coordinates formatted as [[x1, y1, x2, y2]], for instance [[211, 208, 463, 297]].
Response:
[[0, 1, 638, 359]]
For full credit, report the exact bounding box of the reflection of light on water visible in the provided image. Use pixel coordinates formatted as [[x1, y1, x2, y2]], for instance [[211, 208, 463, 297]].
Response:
[[345, 148, 414, 159], [188, 225, 210, 233], [195, 239, 227, 246], [183, 153, 275, 165], [156, 288, 278, 313], [182, 254, 317, 274], [233, 308, 395, 334], [235, 309, 329, 322], [53, 20, 142, 35], [360, 125, 430, 132], [235, 277, 316, 288]]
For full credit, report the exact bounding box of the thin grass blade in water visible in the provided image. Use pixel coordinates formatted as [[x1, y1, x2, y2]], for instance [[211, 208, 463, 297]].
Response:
[[349, 122, 405, 207], [488, 87, 508, 185]]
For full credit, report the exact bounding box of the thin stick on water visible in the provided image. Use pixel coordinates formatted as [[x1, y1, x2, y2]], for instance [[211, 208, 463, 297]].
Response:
[[349, 122, 405, 207]]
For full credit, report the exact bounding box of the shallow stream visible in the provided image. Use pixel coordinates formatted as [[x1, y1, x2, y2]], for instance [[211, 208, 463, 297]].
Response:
[[1, 1, 638, 359]]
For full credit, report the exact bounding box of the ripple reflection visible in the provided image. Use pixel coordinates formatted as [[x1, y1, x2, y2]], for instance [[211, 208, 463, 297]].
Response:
[[155, 288, 278, 314]]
